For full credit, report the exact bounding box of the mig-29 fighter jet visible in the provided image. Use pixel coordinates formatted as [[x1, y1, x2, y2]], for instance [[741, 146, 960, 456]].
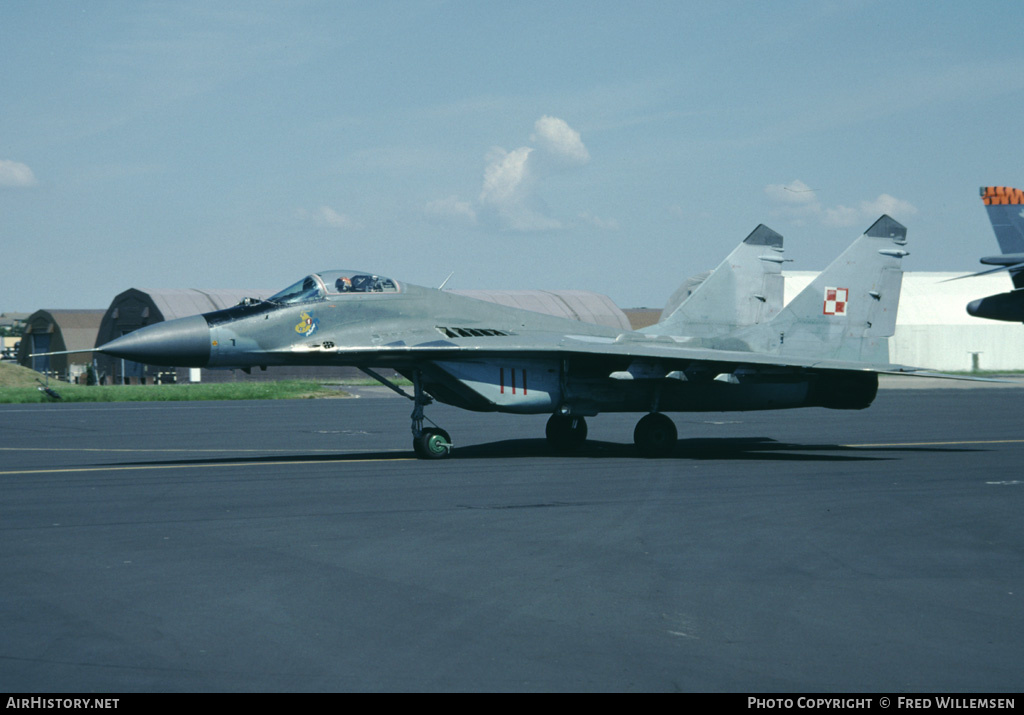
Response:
[[42, 216, 919, 458]]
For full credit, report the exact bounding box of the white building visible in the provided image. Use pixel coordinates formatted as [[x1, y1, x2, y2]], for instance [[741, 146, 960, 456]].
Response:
[[785, 272, 1023, 372]]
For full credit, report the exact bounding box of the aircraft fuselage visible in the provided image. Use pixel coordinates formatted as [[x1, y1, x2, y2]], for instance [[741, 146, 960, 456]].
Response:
[[98, 276, 876, 419]]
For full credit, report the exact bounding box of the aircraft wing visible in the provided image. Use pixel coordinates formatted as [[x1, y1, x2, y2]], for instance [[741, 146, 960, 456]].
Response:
[[275, 325, 1004, 385], [276, 330, 899, 374]]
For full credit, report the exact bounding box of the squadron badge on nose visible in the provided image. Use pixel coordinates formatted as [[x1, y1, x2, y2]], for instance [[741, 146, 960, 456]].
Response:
[[295, 311, 319, 336]]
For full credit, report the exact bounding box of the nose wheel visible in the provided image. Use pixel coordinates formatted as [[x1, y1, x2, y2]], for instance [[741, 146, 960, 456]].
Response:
[[414, 427, 452, 459]]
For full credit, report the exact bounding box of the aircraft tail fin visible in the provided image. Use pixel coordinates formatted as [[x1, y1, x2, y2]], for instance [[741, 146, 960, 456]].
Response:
[[742, 216, 907, 365], [644, 224, 787, 336], [980, 186, 1024, 289]]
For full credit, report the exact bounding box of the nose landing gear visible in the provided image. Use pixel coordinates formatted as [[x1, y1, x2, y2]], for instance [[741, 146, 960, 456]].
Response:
[[410, 371, 452, 459]]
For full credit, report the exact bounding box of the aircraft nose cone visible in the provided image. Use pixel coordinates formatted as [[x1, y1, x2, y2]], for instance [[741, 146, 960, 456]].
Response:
[[99, 315, 211, 367], [966, 299, 982, 317]]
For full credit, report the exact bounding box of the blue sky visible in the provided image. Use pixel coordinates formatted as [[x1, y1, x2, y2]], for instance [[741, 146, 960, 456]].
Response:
[[2, 0, 1023, 312]]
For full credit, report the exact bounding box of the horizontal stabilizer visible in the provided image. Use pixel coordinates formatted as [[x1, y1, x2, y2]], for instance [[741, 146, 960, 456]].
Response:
[[980, 253, 1024, 266]]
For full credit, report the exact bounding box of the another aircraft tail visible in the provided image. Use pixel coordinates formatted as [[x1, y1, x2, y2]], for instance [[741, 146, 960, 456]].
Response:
[[979, 186, 1024, 289], [735, 215, 907, 365], [644, 224, 787, 337]]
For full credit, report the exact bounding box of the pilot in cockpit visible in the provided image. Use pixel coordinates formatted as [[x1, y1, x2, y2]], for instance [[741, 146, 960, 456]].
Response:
[[335, 276, 353, 292]]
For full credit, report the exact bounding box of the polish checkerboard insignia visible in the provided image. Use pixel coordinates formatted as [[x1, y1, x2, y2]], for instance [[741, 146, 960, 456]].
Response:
[[823, 287, 848, 315]]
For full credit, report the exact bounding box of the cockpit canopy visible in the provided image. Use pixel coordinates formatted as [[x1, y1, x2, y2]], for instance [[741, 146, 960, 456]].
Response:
[[268, 270, 400, 305]]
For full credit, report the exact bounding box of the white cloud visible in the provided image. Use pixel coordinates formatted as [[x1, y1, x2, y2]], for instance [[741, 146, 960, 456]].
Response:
[[297, 205, 361, 230], [429, 115, 593, 232], [478, 144, 565, 230], [766, 179, 917, 228], [861, 193, 918, 219], [530, 115, 590, 165], [318, 206, 360, 229], [425, 195, 477, 224], [822, 205, 861, 227], [823, 195, 919, 227], [479, 146, 534, 209], [764, 179, 817, 205], [0, 160, 37, 188]]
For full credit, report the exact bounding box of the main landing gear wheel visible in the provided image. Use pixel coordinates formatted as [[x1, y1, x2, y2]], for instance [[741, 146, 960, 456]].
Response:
[[634, 413, 677, 458], [546, 414, 588, 452], [414, 428, 452, 459]]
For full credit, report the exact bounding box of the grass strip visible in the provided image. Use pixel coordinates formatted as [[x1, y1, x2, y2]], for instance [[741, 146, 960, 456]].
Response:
[[0, 380, 344, 404]]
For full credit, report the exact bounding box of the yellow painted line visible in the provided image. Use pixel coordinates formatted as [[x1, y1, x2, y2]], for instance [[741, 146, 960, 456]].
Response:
[[844, 439, 1024, 448], [0, 456, 415, 476]]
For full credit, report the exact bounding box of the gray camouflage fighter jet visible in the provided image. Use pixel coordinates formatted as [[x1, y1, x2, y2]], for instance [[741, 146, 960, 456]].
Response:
[[42, 215, 925, 458]]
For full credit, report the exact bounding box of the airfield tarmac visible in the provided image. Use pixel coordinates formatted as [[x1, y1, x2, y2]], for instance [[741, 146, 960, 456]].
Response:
[[1, 385, 1023, 692]]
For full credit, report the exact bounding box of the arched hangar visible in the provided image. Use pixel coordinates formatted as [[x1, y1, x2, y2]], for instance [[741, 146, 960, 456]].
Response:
[[95, 288, 273, 384], [17, 309, 105, 382]]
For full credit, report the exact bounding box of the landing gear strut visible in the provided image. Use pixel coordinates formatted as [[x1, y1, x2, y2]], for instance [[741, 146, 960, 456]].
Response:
[[357, 368, 453, 459], [633, 413, 677, 458], [546, 413, 588, 452], [410, 371, 451, 459]]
